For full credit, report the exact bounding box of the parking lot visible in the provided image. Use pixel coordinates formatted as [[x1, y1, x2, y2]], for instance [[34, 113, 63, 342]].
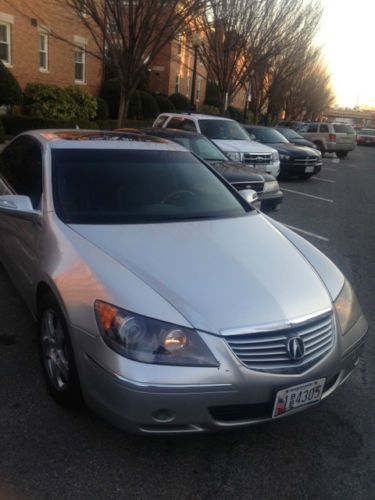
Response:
[[0, 146, 374, 500]]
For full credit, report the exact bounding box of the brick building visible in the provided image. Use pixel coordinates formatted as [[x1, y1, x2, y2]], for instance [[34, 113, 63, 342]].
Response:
[[0, 0, 102, 95], [149, 32, 207, 107]]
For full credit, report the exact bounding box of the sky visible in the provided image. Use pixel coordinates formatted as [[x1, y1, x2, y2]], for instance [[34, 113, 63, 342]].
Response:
[[319, 0, 375, 108]]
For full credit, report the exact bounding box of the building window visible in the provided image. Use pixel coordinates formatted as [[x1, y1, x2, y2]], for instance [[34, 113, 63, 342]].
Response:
[[74, 44, 85, 83], [196, 77, 202, 101], [175, 74, 180, 94], [186, 76, 191, 98], [0, 22, 11, 65], [176, 33, 183, 59], [39, 33, 48, 71]]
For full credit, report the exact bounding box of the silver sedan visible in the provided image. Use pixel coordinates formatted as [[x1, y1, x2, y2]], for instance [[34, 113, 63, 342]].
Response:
[[0, 130, 368, 434]]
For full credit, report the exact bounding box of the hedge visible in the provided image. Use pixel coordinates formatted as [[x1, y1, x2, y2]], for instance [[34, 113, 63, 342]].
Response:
[[23, 83, 97, 120], [168, 93, 191, 111], [0, 117, 4, 143], [0, 61, 22, 106]]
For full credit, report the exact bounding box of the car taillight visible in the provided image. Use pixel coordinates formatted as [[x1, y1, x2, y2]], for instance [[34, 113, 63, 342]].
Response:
[[329, 134, 336, 142]]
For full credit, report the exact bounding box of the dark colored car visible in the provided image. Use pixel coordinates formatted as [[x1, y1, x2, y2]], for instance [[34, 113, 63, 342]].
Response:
[[276, 127, 318, 149], [243, 126, 322, 179], [142, 128, 283, 211]]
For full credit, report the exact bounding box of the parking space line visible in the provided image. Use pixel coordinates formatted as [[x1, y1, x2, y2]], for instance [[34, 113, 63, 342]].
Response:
[[323, 167, 337, 172], [312, 177, 336, 184], [281, 188, 334, 203], [285, 224, 329, 242]]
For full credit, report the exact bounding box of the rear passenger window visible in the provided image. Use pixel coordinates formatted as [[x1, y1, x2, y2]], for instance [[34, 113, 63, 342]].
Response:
[[153, 115, 169, 128], [307, 124, 318, 132], [319, 125, 329, 133]]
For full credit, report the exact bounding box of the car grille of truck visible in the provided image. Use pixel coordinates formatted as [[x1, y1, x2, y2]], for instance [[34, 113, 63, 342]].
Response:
[[224, 312, 335, 374], [243, 153, 272, 165], [231, 181, 264, 193], [293, 156, 317, 166]]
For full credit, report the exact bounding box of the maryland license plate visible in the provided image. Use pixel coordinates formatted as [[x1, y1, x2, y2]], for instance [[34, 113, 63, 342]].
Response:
[[272, 378, 326, 418]]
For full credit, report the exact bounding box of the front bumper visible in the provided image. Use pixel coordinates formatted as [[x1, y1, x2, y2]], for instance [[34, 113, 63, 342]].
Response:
[[280, 160, 321, 177], [259, 190, 283, 212], [73, 315, 368, 435]]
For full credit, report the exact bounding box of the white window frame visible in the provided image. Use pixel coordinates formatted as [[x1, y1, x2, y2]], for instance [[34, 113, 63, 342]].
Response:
[[0, 21, 11, 66], [39, 32, 48, 72], [186, 76, 191, 98], [74, 43, 86, 84]]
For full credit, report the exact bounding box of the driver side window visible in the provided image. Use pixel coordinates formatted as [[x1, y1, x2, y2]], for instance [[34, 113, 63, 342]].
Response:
[[0, 138, 43, 209]]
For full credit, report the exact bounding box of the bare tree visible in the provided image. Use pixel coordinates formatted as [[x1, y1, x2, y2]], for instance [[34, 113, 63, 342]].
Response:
[[61, 0, 206, 125], [197, 0, 323, 114]]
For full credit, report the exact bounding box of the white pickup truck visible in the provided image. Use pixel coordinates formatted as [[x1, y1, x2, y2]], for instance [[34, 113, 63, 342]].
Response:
[[152, 113, 280, 177]]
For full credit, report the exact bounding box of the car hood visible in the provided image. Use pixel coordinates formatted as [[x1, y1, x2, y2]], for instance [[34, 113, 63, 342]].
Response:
[[212, 139, 277, 155], [267, 143, 319, 157], [290, 138, 317, 148], [70, 214, 332, 335]]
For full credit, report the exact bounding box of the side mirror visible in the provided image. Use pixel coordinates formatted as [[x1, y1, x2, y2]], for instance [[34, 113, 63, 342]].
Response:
[[240, 189, 260, 207], [249, 134, 257, 141], [0, 195, 39, 221]]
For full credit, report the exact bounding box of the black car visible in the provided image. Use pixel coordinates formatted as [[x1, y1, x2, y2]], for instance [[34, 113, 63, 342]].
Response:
[[276, 127, 318, 149], [142, 128, 283, 211], [243, 126, 322, 179]]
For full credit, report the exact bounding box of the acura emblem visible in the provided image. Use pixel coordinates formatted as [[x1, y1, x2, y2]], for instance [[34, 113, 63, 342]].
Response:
[[287, 337, 305, 361]]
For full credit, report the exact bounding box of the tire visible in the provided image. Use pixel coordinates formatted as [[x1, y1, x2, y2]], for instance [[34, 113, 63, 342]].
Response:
[[38, 293, 82, 407], [336, 151, 348, 159]]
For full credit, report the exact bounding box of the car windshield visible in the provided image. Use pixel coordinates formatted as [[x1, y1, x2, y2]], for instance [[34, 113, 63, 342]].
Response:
[[171, 136, 227, 161], [52, 149, 250, 224], [277, 128, 303, 140], [198, 119, 250, 140], [245, 127, 289, 144]]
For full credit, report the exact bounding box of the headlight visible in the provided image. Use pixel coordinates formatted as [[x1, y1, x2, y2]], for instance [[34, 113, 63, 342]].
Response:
[[95, 301, 218, 366], [334, 280, 362, 335], [272, 151, 280, 162], [225, 151, 242, 162], [263, 180, 279, 193], [279, 153, 290, 160]]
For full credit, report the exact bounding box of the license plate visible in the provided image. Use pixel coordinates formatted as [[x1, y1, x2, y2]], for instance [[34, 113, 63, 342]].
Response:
[[305, 166, 314, 173], [272, 378, 326, 418]]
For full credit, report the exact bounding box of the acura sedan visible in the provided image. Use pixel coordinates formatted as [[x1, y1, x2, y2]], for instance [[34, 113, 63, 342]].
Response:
[[0, 130, 368, 434]]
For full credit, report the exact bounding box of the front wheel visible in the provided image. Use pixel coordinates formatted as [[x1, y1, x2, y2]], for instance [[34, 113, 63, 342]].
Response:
[[336, 151, 348, 158], [38, 293, 82, 407]]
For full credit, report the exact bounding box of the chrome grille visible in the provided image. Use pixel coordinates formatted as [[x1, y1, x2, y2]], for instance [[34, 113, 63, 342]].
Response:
[[243, 153, 272, 165], [293, 157, 317, 166], [232, 181, 264, 193], [224, 313, 335, 374]]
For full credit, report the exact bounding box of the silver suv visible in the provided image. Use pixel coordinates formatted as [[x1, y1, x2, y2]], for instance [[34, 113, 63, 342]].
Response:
[[153, 113, 280, 176], [300, 123, 356, 158]]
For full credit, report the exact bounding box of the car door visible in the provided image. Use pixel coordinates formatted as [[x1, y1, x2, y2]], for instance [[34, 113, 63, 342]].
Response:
[[0, 137, 43, 306]]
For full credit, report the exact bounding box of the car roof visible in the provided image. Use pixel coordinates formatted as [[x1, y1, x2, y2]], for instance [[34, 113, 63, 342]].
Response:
[[161, 113, 234, 122], [143, 128, 202, 138], [18, 129, 187, 152]]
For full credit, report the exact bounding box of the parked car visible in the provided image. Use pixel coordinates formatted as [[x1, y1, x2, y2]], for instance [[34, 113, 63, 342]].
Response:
[[277, 121, 306, 130], [153, 113, 280, 177], [0, 130, 368, 435], [141, 128, 283, 212], [276, 127, 318, 149], [243, 125, 322, 179], [356, 129, 375, 146], [299, 123, 356, 158]]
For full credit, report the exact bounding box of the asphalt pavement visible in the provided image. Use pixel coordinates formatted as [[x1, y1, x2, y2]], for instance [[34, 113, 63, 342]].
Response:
[[0, 146, 374, 500]]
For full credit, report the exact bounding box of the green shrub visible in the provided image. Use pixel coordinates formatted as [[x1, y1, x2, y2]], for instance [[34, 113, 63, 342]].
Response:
[[23, 83, 97, 120], [0, 117, 5, 143], [204, 81, 221, 109], [0, 61, 22, 106], [199, 104, 220, 116], [168, 93, 191, 111], [100, 78, 121, 119], [227, 105, 243, 122], [152, 94, 175, 113], [128, 91, 159, 120], [96, 97, 109, 120]]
